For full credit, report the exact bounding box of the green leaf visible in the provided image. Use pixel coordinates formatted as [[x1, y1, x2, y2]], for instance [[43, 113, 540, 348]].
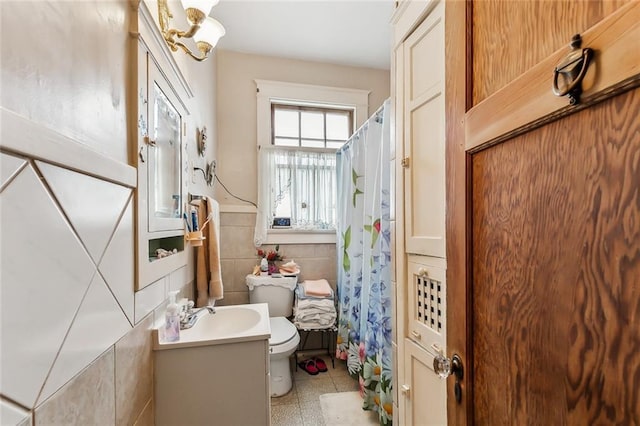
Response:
[[352, 168, 358, 185], [344, 226, 351, 248], [352, 188, 363, 207], [343, 251, 351, 272]]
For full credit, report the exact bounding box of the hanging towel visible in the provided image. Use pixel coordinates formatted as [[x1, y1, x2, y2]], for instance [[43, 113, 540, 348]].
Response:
[[302, 279, 333, 297], [194, 196, 223, 307]]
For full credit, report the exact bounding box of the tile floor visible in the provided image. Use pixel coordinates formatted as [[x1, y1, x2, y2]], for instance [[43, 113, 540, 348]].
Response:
[[270, 354, 359, 426]]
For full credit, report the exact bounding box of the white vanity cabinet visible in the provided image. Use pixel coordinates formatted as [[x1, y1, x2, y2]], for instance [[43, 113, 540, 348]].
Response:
[[130, 1, 192, 290], [153, 304, 272, 426], [154, 339, 270, 425]]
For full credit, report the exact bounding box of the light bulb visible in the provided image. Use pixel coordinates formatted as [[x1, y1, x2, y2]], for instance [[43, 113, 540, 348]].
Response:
[[193, 17, 225, 48]]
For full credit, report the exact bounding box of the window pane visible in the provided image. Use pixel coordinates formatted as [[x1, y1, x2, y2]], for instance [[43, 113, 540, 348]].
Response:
[[327, 140, 346, 149], [274, 137, 299, 147], [274, 192, 291, 218], [301, 139, 325, 148], [326, 112, 350, 141], [301, 111, 324, 139], [274, 109, 298, 138]]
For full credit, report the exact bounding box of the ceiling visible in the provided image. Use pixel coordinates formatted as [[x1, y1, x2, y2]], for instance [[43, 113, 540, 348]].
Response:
[[211, 0, 395, 70]]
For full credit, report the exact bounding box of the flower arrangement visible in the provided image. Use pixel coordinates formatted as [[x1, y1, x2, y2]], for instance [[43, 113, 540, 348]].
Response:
[[257, 245, 284, 274], [257, 245, 284, 262]]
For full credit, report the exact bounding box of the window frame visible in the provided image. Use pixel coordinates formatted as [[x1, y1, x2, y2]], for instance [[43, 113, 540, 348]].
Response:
[[255, 80, 369, 244], [271, 103, 354, 149]]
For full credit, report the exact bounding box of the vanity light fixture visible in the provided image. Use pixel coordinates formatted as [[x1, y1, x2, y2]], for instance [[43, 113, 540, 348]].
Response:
[[158, 0, 225, 62]]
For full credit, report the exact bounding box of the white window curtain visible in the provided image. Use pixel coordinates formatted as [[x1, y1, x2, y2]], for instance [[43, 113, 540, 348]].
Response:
[[254, 146, 337, 246]]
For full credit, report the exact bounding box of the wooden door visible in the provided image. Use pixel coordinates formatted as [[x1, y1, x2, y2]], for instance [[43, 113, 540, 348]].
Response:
[[446, 1, 640, 424]]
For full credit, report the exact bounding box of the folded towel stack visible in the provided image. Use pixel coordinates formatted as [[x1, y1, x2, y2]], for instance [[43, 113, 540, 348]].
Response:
[[294, 279, 337, 330], [295, 279, 333, 301]]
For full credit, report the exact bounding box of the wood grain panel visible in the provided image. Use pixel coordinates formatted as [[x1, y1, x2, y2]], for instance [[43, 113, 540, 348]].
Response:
[[466, 1, 640, 152], [472, 0, 630, 105], [444, 0, 473, 424], [471, 88, 640, 424]]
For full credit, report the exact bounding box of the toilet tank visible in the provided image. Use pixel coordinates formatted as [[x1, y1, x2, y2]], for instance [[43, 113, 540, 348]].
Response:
[[246, 276, 297, 317]]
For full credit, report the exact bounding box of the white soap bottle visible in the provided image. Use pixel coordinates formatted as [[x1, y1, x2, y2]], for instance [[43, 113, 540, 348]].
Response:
[[164, 290, 180, 342]]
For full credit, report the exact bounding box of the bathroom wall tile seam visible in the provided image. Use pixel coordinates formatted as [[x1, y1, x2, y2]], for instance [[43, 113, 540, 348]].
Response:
[[35, 160, 131, 267], [0, 156, 159, 420]]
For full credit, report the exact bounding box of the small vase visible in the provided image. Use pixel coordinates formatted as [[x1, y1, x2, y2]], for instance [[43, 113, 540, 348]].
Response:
[[268, 261, 279, 275]]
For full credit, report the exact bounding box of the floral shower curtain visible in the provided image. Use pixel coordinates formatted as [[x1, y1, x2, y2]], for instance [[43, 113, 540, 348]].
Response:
[[336, 99, 393, 425]]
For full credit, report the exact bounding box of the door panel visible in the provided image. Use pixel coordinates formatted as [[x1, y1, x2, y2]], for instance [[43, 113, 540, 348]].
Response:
[[472, 87, 640, 424], [407, 257, 446, 353], [403, 3, 445, 258], [445, 0, 640, 424], [472, 0, 631, 104], [404, 339, 447, 426]]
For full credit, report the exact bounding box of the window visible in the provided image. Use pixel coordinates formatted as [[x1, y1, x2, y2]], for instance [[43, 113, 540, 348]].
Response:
[[272, 104, 353, 149], [254, 80, 369, 245]]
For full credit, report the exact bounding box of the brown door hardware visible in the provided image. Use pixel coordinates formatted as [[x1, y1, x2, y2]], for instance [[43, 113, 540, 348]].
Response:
[[552, 34, 594, 105], [433, 352, 464, 404], [144, 135, 157, 147], [401, 157, 410, 168]]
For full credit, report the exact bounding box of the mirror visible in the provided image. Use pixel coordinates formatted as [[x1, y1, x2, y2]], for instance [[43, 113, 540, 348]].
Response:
[[148, 81, 184, 232]]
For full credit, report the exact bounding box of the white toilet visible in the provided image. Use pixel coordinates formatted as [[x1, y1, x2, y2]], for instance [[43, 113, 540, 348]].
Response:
[[246, 275, 300, 397]]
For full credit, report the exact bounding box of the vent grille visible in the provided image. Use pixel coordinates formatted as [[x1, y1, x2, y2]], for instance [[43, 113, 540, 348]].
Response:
[[416, 275, 442, 332]]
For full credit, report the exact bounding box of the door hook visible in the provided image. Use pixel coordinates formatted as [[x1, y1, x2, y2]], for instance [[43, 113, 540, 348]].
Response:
[[552, 34, 594, 105]]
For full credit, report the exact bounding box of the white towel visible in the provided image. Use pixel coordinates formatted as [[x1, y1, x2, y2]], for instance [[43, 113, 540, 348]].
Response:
[[296, 298, 335, 310]]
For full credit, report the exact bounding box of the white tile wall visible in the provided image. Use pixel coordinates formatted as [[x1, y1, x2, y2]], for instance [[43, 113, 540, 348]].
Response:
[[39, 273, 132, 403], [134, 277, 168, 324], [0, 165, 97, 407], [1, 399, 30, 426], [100, 198, 136, 323], [0, 152, 26, 188], [169, 266, 189, 293], [37, 161, 132, 264]]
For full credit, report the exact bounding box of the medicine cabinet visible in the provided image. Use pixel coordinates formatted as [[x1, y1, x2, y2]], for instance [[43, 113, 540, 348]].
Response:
[[131, 1, 192, 290]]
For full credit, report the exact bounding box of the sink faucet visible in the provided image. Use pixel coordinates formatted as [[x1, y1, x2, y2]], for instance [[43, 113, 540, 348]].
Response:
[[180, 305, 216, 330]]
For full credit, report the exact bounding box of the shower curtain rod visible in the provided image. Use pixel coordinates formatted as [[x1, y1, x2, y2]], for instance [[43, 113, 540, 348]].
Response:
[[341, 98, 390, 151]]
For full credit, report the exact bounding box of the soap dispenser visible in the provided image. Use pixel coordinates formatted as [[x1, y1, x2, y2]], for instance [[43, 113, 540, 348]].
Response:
[[164, 290, 180, 342]]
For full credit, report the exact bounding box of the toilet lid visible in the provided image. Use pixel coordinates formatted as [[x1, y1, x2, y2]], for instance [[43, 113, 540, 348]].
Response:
[[269, 317, 297, 346]]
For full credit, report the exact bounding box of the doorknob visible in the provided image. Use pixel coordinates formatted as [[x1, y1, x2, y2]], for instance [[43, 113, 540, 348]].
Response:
[[433, 352, 464, 404], [433, 353, 463, 381], [400, 384, 411, 398]]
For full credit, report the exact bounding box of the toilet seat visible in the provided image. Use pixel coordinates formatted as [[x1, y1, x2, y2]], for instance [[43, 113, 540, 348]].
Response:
[[269, 317, 299, 355]]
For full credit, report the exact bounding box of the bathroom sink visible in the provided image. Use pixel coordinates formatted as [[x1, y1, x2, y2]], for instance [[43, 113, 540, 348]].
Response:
[[191, 306, 261, 335], [153, 303, 271, 350]]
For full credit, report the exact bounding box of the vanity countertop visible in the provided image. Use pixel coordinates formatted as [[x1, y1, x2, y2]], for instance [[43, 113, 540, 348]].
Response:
[[153, 303, 270, 351]]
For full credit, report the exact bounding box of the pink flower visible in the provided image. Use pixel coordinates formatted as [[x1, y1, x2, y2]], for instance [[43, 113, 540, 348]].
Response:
[[359, 376, 366, 398], [358, 342, 366, 363]]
